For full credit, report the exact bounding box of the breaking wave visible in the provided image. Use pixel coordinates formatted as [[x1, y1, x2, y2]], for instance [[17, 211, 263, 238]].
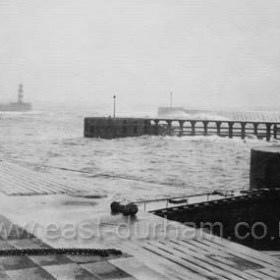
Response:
[[158, 107, 280, 122]]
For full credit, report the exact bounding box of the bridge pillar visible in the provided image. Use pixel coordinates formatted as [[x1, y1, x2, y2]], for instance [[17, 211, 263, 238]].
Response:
[[273, 124, 277, 139], [179, 120, 185, 136], [241, 122, 247, 139], [216, 121, 221, 136], [154, 120, 160, 135], [166, 120, 173, 136], [190, 121, 196, 136], [228, 122, 234, 138], [253, 123, 259, 136], [266, 123, 271, 141], [202, 121, 209, 136]]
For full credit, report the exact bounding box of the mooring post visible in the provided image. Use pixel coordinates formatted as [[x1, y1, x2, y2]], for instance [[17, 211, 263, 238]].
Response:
[[273, 124, 277, 139], [203, 121, 209, 136], [266, 123, 271, 141], [241, 122, 247, 139], [253, 123, 259, 136], [166, 120, 172, 136], [216, 121, 221, 136], [190, 121, 196, 136], [228, 122, 234, 138], [179, 120, 185, 136]]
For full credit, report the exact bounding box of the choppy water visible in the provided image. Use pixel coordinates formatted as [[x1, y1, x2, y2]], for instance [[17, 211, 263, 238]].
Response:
[[0, 104, 278, 202]]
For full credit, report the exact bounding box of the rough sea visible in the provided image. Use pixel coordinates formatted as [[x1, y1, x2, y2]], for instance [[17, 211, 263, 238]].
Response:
[[1, 103, 279, 204]]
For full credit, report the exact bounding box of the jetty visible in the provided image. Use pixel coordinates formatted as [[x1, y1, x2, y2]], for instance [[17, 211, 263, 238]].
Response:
[[1, 194, 279, 280], [84, 117, 280, 141], [0, 146, 279, 279]]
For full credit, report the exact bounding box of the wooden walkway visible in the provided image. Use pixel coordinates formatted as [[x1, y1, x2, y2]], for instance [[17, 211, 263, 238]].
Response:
[[0, 194, 279, 280], [106, 212, 280, 280], [119, 234, 280, 280], [0, 163, 279, 279], [0, 160, 79, 195]]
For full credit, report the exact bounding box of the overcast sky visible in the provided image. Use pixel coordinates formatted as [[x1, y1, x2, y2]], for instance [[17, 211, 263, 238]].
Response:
[[0, 0, 279, 108]]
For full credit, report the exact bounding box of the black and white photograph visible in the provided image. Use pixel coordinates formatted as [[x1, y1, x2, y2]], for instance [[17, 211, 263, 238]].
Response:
[[0, 0, 279, 279]]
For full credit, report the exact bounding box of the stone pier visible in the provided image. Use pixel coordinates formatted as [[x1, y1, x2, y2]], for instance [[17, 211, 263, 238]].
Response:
[[84, 117, 280, 140]]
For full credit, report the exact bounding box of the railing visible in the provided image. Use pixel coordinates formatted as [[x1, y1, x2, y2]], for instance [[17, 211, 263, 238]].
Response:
[[150, 119, 280, 141], [136, 188, 279, 213], [134, 191, 236, 212], [150, 188, 280, 216]]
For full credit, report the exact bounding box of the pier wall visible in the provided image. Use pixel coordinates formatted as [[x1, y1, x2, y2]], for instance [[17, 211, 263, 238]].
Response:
[[152, 190, 280, 251], [84, 117, 280, 140], [84, 117, 155, 139]]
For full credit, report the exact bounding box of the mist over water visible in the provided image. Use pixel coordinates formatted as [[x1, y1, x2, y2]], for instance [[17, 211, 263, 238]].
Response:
[[1, 103, 278, 202], [1, 0, 280, 109]]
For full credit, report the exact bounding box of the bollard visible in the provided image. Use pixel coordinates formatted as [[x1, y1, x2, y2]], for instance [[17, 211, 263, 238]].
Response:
[[110, 201, 138, 216]]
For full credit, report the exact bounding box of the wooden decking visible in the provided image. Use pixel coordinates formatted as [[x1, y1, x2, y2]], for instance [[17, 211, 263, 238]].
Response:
[[126, 233, 280, 280], [0, 193, 279, 279], [0, 162, 279, 279], [264, 251, 280, 261], [0, 160, 79, 195]]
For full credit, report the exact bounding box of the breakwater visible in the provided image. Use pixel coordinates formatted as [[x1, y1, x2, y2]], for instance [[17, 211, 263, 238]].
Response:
[[84, 117, 280, 141]]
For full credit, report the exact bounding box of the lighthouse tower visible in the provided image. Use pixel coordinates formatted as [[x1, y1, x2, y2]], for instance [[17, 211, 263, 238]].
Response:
[[18, 84, 23, 103]]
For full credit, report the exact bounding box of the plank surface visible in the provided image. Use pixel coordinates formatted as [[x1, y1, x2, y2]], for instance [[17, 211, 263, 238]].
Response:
[[110, 257, 170, 280], [0, 163, 279, 279], [0, 161, 79, 195]]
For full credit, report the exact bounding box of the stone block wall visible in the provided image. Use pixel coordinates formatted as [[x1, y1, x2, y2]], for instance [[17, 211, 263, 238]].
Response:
[[84, 117, 154, 139]]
